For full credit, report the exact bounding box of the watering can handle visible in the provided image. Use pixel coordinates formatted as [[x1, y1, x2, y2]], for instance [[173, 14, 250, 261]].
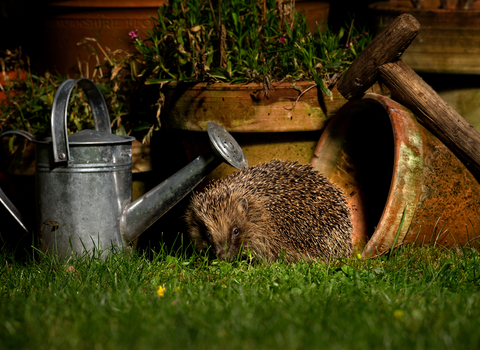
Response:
[[51, 78, 111, 163]]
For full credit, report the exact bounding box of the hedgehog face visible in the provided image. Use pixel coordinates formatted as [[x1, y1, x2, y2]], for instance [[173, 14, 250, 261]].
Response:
[[205, 196, 250, 261], [208, 223, 246, 261], [186, 196, 250, 261]]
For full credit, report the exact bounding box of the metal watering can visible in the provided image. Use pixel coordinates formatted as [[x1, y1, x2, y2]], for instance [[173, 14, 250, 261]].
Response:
[[0, 78, 247, 257]]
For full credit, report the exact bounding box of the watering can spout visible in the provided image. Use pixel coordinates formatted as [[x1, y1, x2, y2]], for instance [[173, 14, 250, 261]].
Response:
[[121, 122, 248, 245]]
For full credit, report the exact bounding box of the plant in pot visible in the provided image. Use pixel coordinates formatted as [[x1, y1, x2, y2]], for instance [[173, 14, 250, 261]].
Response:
[[129, 0, 387, 181]]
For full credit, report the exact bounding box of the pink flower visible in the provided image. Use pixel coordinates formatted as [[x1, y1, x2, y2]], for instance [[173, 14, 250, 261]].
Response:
[[129, 29, 140, 40], [346, 32, 369, 48], [279, 37, 286, 44]]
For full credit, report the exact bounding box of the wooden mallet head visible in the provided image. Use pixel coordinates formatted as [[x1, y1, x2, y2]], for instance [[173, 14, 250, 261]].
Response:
[[337, 14, 421, 100]]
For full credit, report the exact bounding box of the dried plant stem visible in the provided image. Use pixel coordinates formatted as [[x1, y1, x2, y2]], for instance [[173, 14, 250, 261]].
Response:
[[208, 0, 220, 34], [345, 19, 354, 47]]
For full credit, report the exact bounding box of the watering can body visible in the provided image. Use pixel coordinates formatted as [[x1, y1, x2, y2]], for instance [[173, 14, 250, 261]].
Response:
[[0, 78, 247, 258], [36, 130, 134, 256]]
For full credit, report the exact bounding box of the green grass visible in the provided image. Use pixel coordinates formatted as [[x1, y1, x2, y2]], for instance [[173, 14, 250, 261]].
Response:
[[1, 243, 480, 350]]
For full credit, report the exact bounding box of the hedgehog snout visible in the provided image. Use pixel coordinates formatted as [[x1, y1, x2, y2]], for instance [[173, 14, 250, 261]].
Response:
[[215, 247, 227, 260], [213, 239, 238, 261]]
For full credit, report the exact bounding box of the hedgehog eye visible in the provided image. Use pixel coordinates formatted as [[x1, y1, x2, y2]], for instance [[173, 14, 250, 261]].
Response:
[[205, 231, 212, 241], [232, 227, 240, 236]]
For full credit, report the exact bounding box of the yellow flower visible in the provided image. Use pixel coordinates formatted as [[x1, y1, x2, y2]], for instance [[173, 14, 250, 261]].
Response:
[[393, 309, 404, 319], [156, 285, 166, 297]]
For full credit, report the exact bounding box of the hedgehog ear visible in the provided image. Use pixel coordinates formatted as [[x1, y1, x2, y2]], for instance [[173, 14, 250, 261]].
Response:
[[238, 197, 248, 214]]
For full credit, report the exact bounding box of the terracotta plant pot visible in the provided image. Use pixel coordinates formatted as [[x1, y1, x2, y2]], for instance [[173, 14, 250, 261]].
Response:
[[161, 81, 389, 181], [370, 0, 480, 74], [289, 0, 330, 32], [311, 93, 480, 256], [40, 0, 167, 76]]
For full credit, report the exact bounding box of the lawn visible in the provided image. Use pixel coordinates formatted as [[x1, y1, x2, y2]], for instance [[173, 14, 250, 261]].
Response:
[[1, 241, 480, 350]]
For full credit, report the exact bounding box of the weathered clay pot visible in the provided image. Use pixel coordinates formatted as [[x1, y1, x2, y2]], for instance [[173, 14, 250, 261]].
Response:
[[40, 0, 167, 76], [293, 0, 330, 32], [370, 0, 480, 74], [161, 81, 389, 181], [311, 93, 480, 256]]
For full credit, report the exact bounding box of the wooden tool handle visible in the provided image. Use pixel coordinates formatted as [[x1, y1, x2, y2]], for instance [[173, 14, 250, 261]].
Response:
[[337, 14, 420, 100], [379, 60, 480, 181]]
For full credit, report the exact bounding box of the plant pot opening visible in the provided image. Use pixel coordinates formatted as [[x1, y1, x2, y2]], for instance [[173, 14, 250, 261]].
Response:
[[312, 98, 395, 252]]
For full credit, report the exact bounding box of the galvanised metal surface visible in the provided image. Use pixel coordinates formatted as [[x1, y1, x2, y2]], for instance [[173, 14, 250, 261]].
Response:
[[36, 78, 136, 258], [36, 136, 134, 258], [207, 121, 248, 170], [311, 93, 480, 257]]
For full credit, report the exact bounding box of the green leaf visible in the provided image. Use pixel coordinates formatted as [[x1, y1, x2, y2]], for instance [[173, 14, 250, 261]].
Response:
[[208, 67, 232, 81], [388, 205, 407, 259], [132, 124, 151, 132], [115, 125, 127, 136], [314, 76, 332, 98], [323, 61, 343, 69], [230, 77, 248, 84], [177, 28, 185, 46], [96, 83, 108, 94], [8, 136, 15, 151], [146, 78, 174, 85], [231, 12, 239, 31]]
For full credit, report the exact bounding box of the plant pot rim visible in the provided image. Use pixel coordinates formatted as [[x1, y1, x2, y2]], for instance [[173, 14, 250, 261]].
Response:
[[370, 1, 480, 14], [161, 80, 389, 133], [47, 0, 165, 8], [164, 80, 318, 91], [312, 93, 424, 255]]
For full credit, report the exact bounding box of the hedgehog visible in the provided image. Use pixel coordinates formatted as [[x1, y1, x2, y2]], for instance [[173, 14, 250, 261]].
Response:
[[184, 160, 353, 262]]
